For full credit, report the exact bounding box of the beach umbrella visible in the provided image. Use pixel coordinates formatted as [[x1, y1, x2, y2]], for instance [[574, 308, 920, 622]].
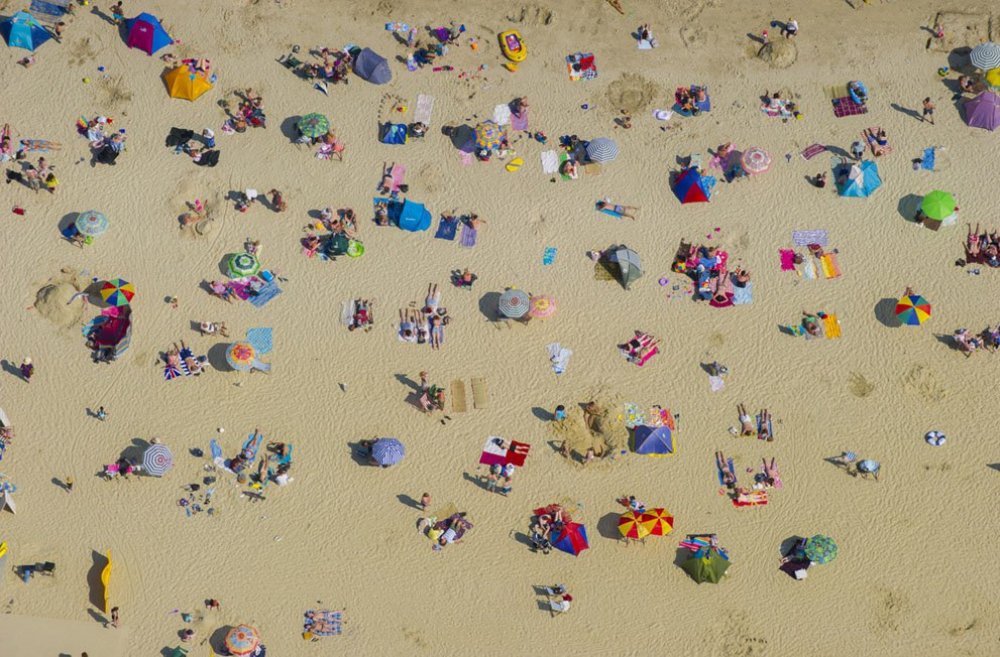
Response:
[[921, 190, 956, 221], [672, 167, 712, 203], [528, 295, 557, 319], [986, 68, 1000, 91], [895, 294, 931, 326], [964, 91, 1000, 131], [586, 137, 619, 163], [227, 252, 260, 278], [297, 113, 330, 139], [804, 535, 838, 565], [474, 120, 504, 150], [681, 550, 730, 584], [618, 511, 653, 540], [551, 522, 589, 556], [970, 42, 1000, 70], [141, 443, 174, 477], [75, 210, 109, 237], [642, 508, 674, 536], [633, 425, 675, 456], [371, 438, 405, 466], [836, 160, 881, 198], [226, 342, 256, 372], [498, 288, 530, 319], [1, 12, 52, 51], [163, 66, 213, 101], [740, 146, 772, 175], [224, 624, 261, 656], [607, 245, 642, 290], [99, 279, 135, 306]]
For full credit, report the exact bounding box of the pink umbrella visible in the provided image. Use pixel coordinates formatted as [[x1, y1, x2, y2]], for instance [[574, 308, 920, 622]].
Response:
[[964, 91, 1000, 131], [740, 146, 772, 175]]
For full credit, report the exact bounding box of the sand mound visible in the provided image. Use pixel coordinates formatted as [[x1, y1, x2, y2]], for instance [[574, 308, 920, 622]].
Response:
[[35, 281, 85, 329], [550, 392, 629, 462], [757, 40, 797, 69], [605, 73, 660, 114]]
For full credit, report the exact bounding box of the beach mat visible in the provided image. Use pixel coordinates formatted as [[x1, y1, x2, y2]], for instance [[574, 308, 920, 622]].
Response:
[[471, 377, 488, 409], [540, 150, 559, 174], [249, 281, 282, 308], [582, 162, 602, 176], [414, 94, 435, 126], [779, 249, 796, 271], [435, 217, 458, 240], [492, 104, 511, 126], [820, 253, 842, 279], [792, 230, 828, 246], [450, 380, 467, 413], [732, 282, 753, 305], [511, 109, 528, 131], [594, 260, 616, 280], [800, 143, 826, 160], [460, 223, 477, 248], [823, 314, 842, 338], [832, 96, 867, 118]]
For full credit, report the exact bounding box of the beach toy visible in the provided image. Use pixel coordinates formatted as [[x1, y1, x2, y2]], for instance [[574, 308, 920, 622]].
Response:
[[83, 77, 90, 83], [98, 66, 105, 72], [505, 156, 524, 172], [499, 30, 527, 62], [925, 431, 946, 446], [937, 67, 949, 77], [659, 277, 669, 286], [347, 240, 364, 258]]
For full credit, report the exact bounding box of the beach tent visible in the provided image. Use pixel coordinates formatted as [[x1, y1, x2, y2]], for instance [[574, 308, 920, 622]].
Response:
[[353, 48, 391, 84], [633, 425, 675, 456], [964, 91, 1000, 131], [606, 244, 642, 290], [836, 160, 881, 198], [681, 550, 729, 584], [163, 66, 213, 101], [125, 12, 172, 55], [393, 199, 432, 232], [672, 167, 712, 203], [552, 522, 589, 556], [1, 11, 52, 51], [379, 123, 408, 145]]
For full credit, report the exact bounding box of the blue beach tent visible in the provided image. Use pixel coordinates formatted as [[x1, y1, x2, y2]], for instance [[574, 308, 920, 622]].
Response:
[[1, 12, 52, 51]]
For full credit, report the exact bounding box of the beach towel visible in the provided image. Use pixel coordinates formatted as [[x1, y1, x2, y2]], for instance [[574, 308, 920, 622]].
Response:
[[248, 281, 282, 308], [566, 52, 597, 81], [623, 403, 648, 428], [820, 253, 842, 279], [756, 414, 773, 439], [304, 610, 343, 637], [547, 342, 573, 374], [435, 216, 459, 240], [414, 94, 435, 126], [450, 380, 467, 412], [460, 222, 477, 248], [558, 153, 574, 181], [389, 164, 406, 192], [459, 151, 474, 166], [597, 203, 622, 218], [792, 230, 829, 246], [492, 104, 512, 126], [920, 147, 936, 171], [636, 346, 658, 367], [246, 327, 274, 354], [471, 377, 488, 409], [543, 246, 557, 265], [637, 38, 653, 50], [163, 364, 182, 380], [732, 491, 769, 507], [832, 96, 867, 118], [800, 143, 826, 160], [709, 375, 725, 392], [732, 282, 753, 305], [540, 150, 559, 174], [823, 314, 842, 339], [341, 300, 355, 326], [717, 457, 735, 486], [511, 109, 528, 131], [779, 249, 797, 271], [802, 257, 817, 280]]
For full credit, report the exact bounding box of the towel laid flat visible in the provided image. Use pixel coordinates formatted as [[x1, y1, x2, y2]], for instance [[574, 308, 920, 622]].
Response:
[[492, 104, 512, 126], [511, 109, 528, 131], [792, 229, 829, 246], [732, 282, 753, 305], [540, 150, 559, 174], [414, 94, 435, 125], [779, 249, 797, 271]]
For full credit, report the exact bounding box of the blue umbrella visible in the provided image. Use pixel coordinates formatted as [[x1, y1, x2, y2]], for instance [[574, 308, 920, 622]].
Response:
[[371, 438, 405, 466]]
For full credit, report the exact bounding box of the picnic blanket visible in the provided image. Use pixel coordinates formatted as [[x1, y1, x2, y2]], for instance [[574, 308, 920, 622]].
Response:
[[460, 222, 477, 247], [832, 96, 867, 118], [511, 109, 529, 131], [800, 144, 826, 160], [492, 104, 512, 126], [547, 342, 573, 374], [566, 52, 597, 81], [792, 230, 829, 246], [435, 216, 459, 240], [540, 150, 559, 174], [414, 94, 435, 126]]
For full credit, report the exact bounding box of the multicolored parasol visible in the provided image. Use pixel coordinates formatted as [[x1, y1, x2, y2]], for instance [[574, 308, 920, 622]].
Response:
[[895, 294, 931, 326], [528, 295, 557, 319], [297, 113, 330, 139], [804, 534, 838, 565], [100, 279, 135, 306], [224, 624, 261, 656], [225, 342, 256, 372]]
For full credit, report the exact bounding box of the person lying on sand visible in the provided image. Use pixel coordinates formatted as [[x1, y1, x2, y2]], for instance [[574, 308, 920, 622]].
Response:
[[597, 198, 639, 219], [716, 451, 736, 488], [758, 409, 773, 441], [736, 403, 755, 436]]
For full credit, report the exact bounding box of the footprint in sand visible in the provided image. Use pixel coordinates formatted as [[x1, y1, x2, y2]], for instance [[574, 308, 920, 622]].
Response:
[[873, 589, 909, 633], [680, 26, 707, 48], [848, 372, 875, 398], [507, 5, 554, 26], [902, 365, 946, 402]]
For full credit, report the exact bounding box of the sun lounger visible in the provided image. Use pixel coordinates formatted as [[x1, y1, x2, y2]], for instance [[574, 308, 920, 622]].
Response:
[[471, 377, 488, 409], [450, 380, 467, 412]]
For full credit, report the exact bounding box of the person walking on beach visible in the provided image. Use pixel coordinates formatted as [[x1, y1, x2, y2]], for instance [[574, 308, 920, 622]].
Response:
[[922, 97, 936, 125], [420, 492, 431, 510], [19, 357, 33, 382], [110, 606, 120, 628], [96, 406, 107, 421]]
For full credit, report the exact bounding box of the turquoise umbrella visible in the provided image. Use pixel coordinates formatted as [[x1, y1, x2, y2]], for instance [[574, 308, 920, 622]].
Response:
[[804, 535, 838, 565]]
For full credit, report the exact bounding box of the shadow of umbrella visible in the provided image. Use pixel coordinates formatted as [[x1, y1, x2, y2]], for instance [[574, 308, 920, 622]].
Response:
[[897, 193, 922, 222], [596, 512, 624, 541], [874, 298, 901, 328], [280, 115, 303, 142], [207, 342, 235, 371], [86, 550, 109, 611], [477, 291, 501, 321], [209, 626, 232, 655], [442, 124, 476, 152]]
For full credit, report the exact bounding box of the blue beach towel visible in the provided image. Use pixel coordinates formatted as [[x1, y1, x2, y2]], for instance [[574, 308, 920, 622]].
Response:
[[717, 457, 735, 485], [921, 147, 936, 171], [542, 247, 557, 265], [249, 281, 282, 308], [732, 282, 753, 305], [435, 217, 459, 240], [246, 327, 273, 355]]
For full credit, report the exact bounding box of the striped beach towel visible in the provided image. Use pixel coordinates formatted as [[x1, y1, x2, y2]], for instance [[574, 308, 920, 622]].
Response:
[[800, 143, 826, 160], [820, 253, 842, 279], [792, 230, 828, 246]]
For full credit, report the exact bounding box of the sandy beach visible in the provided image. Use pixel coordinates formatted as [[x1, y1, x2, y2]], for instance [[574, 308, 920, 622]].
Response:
[[1, 0, 999, 655]]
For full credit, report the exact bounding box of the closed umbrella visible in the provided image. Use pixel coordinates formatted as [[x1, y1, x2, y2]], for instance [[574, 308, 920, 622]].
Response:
[[804, 535, 838, 565], [681, 550, 730, 583], [618, 511, 653, 540], [921, 190, 956, 221], [75, 210, 109, 237], [100, 279, 135, 306], [740, 146, 771, 175], [224, 624, 261, 656], [371, 438, 405, 466], [227, 252, 260, 278], [498, 288, 530, 319], [141, 443, 173, 477], [586, 137, 619, 163], [895, 294, 931, 326], [297, 113, 330, 139], [528, 295, 557, 319], [226, 342, 256, 372], [970, 42, 1000, 70]]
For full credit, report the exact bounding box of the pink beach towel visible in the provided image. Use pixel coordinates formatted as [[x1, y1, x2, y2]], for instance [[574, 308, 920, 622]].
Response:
[[389, 164, 406, 192], [779, 249, 797, 271], [511, 110, 528, 131]]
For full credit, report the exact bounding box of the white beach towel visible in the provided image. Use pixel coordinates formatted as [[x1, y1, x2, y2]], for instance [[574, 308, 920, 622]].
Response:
[[414, 94, 435, 126], [547, 342, 572, 374], [541, 150, 559, 174], [493, 103, 512, 126]]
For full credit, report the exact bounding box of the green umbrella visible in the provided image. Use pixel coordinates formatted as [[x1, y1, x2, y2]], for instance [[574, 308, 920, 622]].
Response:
[[920, 190, 956, 221], [804, 535, 838, 565], [297, 113, 330, 139], [226, 252, 260, 278], [681, 551, 730, 584]]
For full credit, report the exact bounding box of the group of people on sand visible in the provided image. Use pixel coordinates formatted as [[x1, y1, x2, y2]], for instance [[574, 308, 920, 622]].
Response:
[[962, 223, 1000, 269], [78, 115, 126, 166], [716, 451, 783, 499], [481, 459, 516, 496], [398, 285, 449, 349], [673, 242, 750, 305], [164, 340, 206, 376], [950, 326, 1000, 356], [830, 451, 880, 481], [221, 89, 267, 133], [417, 510, 472, 550], [733, 403, 773, 441], [5, 154, 58, 194], [528, 504, 569, 555]]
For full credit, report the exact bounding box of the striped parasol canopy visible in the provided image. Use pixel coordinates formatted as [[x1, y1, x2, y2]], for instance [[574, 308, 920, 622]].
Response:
[[141, 443, 173, 477], [895, 294, 931, 326], [75, 210, 109, 237], [498, 288, 530, 319], [371, 438, 405, 466], [642, 507, 674, 536], [224, 624, 261, 656], [297, 113, 330, 138], [100, 279, 135, 306], [528, 295, 557, 319], [970, 42, 1000, 70], [618, 510, 653, 540], [227, 252, 260, 278], [740, 146, 772, 175], [586, 137, 619, 163], [226, 342, 256, 372]]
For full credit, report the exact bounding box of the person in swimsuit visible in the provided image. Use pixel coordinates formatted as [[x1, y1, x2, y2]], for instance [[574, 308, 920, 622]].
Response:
[[429, 315, 444, 350], [424, 284, 441, 315], [715, 451, 736, 488], [802, 312, 822, 337], [732, 267, 751, 288], [398, 309, 417, 342], [758, 409, 773, 441], [596, 198, 639, 219], [736, 403, 755, 436]]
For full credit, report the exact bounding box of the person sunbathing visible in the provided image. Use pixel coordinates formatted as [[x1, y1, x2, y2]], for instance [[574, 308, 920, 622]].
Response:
[[430, 315, 444, 349], [560, 158, 579, 179], [763, 457, 782, 488], [732, 267, 751, 288], [736, 403, 755, 436], [374, 201, 389, 226], [378, 163, 396, 194], [710, 273, 730, 304], [398, 309, 417, 342], [954, 328, 981, 357], [165, 345, 181, 368], [597, 198, 639, 219], [966, 224, 981, 259], [628, 339, 659, 363], [758, 409, 773, 441], [716, 451, 737, 488], [802, 312, 822, 337], [865, 128, 888, 156]]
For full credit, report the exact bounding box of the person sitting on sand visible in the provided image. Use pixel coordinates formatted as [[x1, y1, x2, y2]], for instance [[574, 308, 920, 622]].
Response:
[[560, 158, 579, 179], [953, 328, 981, 357], [814, 172, 827, 188], [455, 268, 477, 288], [199, 321, 229, 337], [374, 200, 389, 226], [597, 198, 639, 219], [736, 403, 755, 436], [583, 401, 603, 432], [716, 451, 737, 488], [409, 122, 427, 138], [209, 280, 234, 303], [268, 189, 287, 212], [802, 312, 822, 337]]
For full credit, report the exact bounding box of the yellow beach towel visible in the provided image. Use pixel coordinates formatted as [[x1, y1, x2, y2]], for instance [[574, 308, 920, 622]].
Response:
[[823, 315, 842, 339]]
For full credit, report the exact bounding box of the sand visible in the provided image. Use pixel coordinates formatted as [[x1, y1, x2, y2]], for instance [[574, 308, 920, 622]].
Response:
[[1, 0, 999, 655]]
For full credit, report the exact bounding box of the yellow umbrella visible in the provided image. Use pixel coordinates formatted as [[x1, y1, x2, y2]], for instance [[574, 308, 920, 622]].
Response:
[[618, 510, 654, 540], [987, 68, 1000, 91], [101, 550, 112, 614], [163, 66, 213, 101]]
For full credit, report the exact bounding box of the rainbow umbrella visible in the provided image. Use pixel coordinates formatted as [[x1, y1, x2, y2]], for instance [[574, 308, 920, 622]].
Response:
[[895, 294, 931, 326], [297, 113, 330, 139], [740, 146, 772, 175], [226, 342, 256, 372], [474, 120, 505, 151], [642, 508, 674, 536], [528, 295, 557, 319], [224, 624, 261, 656], [99, 279, 135, 306], [618, 510, 653, 540]]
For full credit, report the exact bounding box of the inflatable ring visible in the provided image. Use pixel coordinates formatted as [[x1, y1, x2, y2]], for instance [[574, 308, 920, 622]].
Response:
[[347, 240, 365, 258], [505, 156, 524, 172], [659, 277, 669, 286], [925, 430, 946, 446]]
